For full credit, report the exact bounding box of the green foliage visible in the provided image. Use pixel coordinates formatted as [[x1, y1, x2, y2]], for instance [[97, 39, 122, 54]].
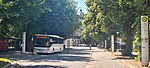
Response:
[[0, 58, 11, 68], [82, 0, 105, 43], [0, 0, 79, 38], [134, 52, 141, 61], [0, 62, 9, 68], [0, 0, 46, 37], [83, 0, 150, 55], [108, 48, 112, 52], [33, 0, 79, 37]]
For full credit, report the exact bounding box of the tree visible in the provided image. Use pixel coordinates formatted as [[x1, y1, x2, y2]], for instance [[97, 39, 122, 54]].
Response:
[[0, 0, 46, 37], [0, 0, 79, 38], [82, 0, 104, 44], [31, 0, 79, 37], [84, 0, 148, 55]]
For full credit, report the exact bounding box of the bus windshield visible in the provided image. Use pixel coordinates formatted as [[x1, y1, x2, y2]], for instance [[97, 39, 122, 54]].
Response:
[[33, 34, 64, 47], [34, 38, 50, 47]]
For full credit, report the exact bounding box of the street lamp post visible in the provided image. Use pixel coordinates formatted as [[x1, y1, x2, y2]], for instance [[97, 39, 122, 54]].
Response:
[[120, 39, 122, 50], [22, 23, 27, 53], [116, 32, 119, 50], [22, 32, 26, 53], [111, 35, 115, 52], [79, 9, 84, 20], [0, 18, 2, 22], [105, 40, 107, 49]]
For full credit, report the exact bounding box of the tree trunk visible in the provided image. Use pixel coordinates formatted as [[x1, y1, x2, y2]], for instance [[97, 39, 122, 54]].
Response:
[[126, 34, 133, 55], [121, 34, 133, 56]]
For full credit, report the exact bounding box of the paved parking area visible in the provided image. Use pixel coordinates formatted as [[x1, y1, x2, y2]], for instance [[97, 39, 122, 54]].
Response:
[[5, 47, 132, 68]]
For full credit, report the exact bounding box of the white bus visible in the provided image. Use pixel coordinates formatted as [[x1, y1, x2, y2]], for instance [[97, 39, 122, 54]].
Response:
[[32, 34, 64, 54]]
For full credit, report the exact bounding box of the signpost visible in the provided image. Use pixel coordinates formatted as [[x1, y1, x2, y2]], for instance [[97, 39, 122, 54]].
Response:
[[120, 39, 122, 50], [111, 35, 115, 52], [141, 16, 149, 67], [22, 32, 26, 53], [105, 40, 107, 49]]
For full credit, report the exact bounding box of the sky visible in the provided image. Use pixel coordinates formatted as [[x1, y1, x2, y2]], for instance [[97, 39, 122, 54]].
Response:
[[74, 0, 88, 13]]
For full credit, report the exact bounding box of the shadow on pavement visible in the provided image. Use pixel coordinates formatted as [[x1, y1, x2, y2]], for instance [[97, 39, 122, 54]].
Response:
[[111, 56, 135, 60], [32, 55, 91, 62], [11, 47, 93, 62], [62, 48, 92, 55], [114, 54, 137, 57], [0, 51, 22, 58], [30, 48, 92, 62], [12, 65, 67, 68], [111, 52, 137, 60]]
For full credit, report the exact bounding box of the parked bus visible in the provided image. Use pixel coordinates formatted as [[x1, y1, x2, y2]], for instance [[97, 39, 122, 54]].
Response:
[[32, 34, 64, 54]]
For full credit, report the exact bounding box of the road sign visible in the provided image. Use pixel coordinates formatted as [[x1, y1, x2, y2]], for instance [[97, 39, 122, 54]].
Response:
[[142, 16, 148, 22]]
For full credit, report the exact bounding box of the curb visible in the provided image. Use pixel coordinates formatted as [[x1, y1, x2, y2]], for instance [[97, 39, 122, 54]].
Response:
[[2, 63, 11, 68]]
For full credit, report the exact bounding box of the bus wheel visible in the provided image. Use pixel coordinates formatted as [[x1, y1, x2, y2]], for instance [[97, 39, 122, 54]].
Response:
[[53, 48, 54, 51]]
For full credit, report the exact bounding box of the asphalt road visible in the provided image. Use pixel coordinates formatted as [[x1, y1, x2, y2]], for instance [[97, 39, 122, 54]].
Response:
[[9, 47, 129, 68]]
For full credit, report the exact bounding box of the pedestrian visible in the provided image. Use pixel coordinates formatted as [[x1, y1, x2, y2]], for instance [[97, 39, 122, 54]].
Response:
[[97, 44, 100, 49], [29, 42, 34, 54], [20, 42, 24, 52], [89, 44, 91, 50]]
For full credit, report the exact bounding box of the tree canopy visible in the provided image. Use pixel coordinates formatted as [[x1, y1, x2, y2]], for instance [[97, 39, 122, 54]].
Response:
[[0, 0, 79, 38], [83, 0, 150, 55]]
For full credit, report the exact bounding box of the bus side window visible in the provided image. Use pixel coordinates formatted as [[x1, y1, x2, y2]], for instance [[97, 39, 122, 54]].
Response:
[[50, 39, 52, 42]]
